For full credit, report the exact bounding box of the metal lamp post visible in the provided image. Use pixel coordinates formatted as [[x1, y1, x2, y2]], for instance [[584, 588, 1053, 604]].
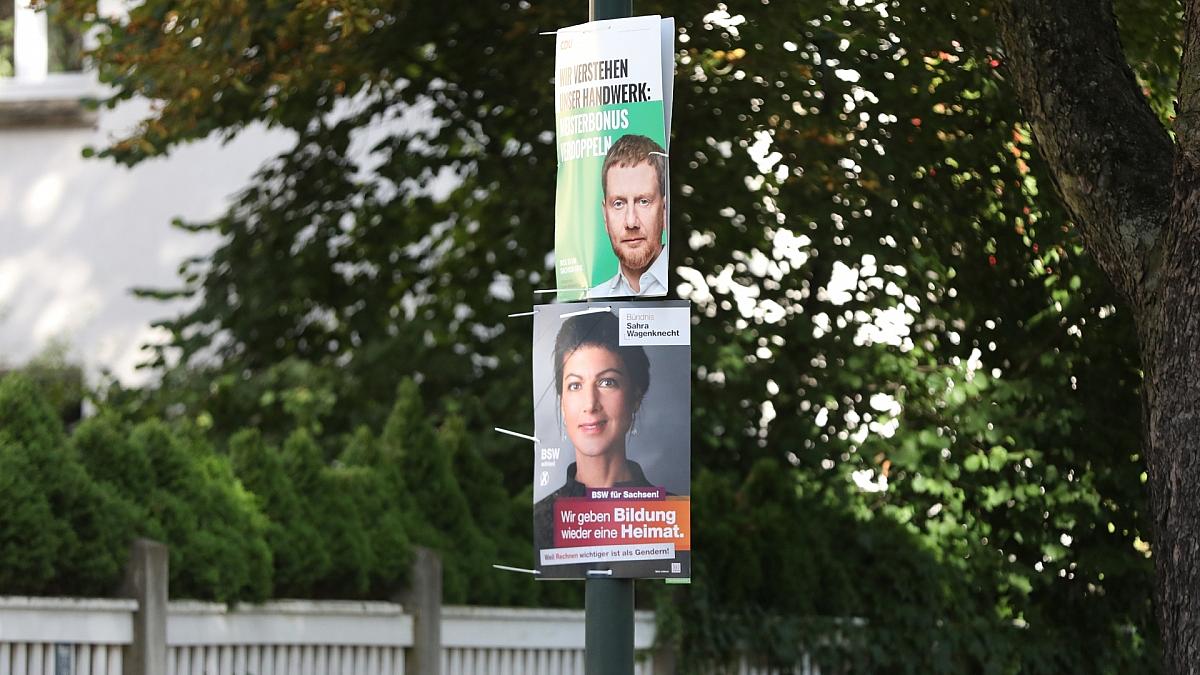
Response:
[[584, 4, 636, 671]]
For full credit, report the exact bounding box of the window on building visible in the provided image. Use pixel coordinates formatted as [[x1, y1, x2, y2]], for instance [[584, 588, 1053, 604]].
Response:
[[1, 1, 13, 78], [46, 4, 84, 74], [0, 0, 98, 127], [3, 0, 88, 80]]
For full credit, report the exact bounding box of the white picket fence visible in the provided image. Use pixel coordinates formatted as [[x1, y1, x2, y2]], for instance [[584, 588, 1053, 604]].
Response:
[[0, 597, 131, 675], [0, 596, 659, 675], [166, 600, 412, 675], [442, 606, 656, 675]]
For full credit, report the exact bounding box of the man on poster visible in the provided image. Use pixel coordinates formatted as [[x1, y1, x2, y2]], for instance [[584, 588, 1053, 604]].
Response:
[[588, 134, 669, 298]]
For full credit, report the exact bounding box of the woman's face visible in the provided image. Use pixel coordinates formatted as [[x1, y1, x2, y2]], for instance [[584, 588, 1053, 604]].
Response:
[[561, 345, 637, 459]]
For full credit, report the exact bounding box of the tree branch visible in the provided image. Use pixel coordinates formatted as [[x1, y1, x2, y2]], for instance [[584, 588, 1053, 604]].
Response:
[[994, 0, 1174, 307]]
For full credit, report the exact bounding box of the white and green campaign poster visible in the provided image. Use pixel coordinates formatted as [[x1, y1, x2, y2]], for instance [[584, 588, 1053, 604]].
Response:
[[554, 16, 675, 301]]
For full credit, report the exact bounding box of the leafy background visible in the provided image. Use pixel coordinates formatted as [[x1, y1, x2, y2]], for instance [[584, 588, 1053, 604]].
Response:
[[5, 0, 1181, 671]]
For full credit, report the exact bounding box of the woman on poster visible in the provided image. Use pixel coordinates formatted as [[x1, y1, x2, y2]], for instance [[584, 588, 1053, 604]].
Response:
[[533, 311, 663, 550]]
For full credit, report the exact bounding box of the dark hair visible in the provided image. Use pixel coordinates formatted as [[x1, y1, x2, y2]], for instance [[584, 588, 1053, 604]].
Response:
[[601, 134, 667, 201], [553, 311, 650, 405]]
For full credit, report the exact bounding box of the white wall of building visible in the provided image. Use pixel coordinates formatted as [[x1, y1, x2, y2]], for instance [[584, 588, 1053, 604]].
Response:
[[0, 97, 294, 383]]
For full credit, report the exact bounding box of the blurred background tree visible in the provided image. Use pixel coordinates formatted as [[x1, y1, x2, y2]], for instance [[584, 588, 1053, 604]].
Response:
[[28, 0, 1179, 670]]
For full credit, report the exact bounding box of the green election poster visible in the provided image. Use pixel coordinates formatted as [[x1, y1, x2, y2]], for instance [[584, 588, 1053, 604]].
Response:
[[554, 16, 675, 301]]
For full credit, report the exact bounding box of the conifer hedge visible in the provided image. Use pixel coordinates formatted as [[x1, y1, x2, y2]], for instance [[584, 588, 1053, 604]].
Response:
[[0, 373, 576, 607]]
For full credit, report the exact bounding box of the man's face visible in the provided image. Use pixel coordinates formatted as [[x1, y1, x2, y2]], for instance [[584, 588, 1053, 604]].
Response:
[[602, 162, 665, 277]]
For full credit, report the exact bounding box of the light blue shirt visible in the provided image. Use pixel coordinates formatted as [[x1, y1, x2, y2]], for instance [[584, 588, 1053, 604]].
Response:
[[588, 250, 669, 299]]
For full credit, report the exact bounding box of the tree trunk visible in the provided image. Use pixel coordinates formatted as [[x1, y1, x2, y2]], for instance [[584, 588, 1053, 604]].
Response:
[[995, 0, 1200, 671], [1140, 153, 1200, 673]]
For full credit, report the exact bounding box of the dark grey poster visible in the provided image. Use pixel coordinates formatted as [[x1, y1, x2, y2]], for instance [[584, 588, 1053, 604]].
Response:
[[531, 301, 690, 579]]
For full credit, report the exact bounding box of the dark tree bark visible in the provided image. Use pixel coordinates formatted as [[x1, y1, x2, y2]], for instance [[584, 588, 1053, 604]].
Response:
[[996, 1, 1200, 671]]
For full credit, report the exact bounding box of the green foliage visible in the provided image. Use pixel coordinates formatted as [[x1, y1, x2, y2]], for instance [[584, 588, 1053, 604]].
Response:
[[126, 421, 273, 602], [0, 371, 552, 604], [46, 0, 1172, 669], [4, 342, 85, 425], [54, 386, 276, 603], [229, 429, 332, 597], [675, 455, 1154, 673], [374, 381, 489, 602], [312, 464, 381, 596], [1114, 0, 1184, 126], [0, 440, 64, 593], [73, 413, 156, 497], [0, 376, 146, 596], [0, 7, 12, 79]]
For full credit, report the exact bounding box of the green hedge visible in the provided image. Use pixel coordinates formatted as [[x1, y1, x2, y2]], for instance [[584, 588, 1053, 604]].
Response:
[[0, 370, 1156, 671], [0, 373, 572, 606]]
